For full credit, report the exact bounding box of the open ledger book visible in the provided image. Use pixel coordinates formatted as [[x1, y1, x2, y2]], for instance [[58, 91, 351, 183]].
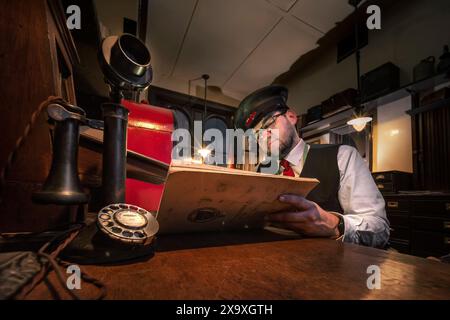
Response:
[[156, 163, 319, 235]]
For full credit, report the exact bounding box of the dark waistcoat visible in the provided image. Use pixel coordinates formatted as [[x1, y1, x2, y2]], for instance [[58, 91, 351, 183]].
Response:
[[257, 144, 343, 212], [300, 144, 343, 213]]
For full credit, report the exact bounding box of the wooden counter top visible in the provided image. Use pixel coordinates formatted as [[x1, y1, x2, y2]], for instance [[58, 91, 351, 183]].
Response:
[[26, 232, 450, 300]]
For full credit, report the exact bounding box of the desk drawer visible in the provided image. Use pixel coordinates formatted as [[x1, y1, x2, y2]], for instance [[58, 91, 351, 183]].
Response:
[[373, 172, 395, 182], [411, 230, 450, 257], [411, 217, 450, 234], [390, 226, 410, 241], [387, 213, 409, 227], [411, 200, 450, 218], [376, 182, 394, 193], [372, 171, 412, 192], [384, 199, 410, 212]]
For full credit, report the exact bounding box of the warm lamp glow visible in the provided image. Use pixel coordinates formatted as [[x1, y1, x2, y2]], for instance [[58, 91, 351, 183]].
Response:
[[347, 117, 372, 132], [190, 158, 203, 165], [198, 148, 211, 158], [390, 129, 400, 137]]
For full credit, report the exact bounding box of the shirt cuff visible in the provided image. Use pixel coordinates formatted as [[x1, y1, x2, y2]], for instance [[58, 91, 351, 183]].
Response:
[[341, 214, 364, 244]]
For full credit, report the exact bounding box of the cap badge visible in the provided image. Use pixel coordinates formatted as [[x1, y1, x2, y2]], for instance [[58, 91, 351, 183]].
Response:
[[245, 111, 257, 127]]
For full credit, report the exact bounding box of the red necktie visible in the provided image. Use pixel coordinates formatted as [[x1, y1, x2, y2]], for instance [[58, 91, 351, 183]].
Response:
[[280, 159, 295, 177]]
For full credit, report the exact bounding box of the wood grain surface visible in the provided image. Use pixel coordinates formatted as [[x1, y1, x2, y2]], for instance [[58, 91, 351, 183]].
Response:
[[26, 232, 450, 300]]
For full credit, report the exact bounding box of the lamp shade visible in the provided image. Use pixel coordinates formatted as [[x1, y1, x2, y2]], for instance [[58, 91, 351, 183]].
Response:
[[347, 116, 372, 132]]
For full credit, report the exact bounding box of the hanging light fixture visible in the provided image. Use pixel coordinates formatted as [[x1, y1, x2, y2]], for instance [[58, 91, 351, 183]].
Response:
[[347, 116, 372, 132], [347, 0, 372, 132]]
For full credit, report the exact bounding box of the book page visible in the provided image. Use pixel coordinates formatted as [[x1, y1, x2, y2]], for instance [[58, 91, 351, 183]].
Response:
[[157, 166, 319, 234]]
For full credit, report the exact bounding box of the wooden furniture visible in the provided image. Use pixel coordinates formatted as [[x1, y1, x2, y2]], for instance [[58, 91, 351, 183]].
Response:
[[409, 88, 450, 190], [25, 234, 450, 300], [149, 85, 236, 131], [299, 72, 450, 173], [384, 193, 450, 257], [372, 171, 412, 194], [0, 0, 80, 232]]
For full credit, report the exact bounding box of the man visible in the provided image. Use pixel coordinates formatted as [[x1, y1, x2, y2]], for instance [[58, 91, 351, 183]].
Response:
[[235, 85, 389, 248]]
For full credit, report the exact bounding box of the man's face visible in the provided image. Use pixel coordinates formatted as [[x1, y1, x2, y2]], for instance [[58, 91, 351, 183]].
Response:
[[256, 109, 299, 159]]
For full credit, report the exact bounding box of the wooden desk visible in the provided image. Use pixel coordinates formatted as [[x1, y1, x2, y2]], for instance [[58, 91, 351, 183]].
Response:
[[26, 232, 450, 300]]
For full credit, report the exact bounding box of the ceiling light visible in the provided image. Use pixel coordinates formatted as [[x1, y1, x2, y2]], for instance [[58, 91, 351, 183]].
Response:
[[347, 116, 372, 132], [346, 0, 372, 133]]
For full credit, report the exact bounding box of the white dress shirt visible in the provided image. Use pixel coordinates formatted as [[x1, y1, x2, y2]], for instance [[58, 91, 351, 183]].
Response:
[[283, 140, 390, 248]]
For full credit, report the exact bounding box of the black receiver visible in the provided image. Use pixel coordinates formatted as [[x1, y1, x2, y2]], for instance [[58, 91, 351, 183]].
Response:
[[34, 34, 158, 264]]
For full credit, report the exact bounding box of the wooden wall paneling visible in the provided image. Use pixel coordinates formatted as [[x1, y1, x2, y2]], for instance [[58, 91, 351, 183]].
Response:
[[443, 104, 450, 184], [411, 89, 450, 191], [411, 92, 424, 190], [0, 0, 53, 184], [47, 0, 79, 103], [425, 107, 431, 188], [0, 0, 80, 232]]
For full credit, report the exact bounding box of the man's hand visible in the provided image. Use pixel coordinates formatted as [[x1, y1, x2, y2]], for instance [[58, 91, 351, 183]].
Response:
[[266, 194, 340, 238]]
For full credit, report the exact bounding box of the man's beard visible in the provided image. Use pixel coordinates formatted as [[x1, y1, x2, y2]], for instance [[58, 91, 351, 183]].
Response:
[[279, 126, 297, 159], [257, 125, 298, 160]]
